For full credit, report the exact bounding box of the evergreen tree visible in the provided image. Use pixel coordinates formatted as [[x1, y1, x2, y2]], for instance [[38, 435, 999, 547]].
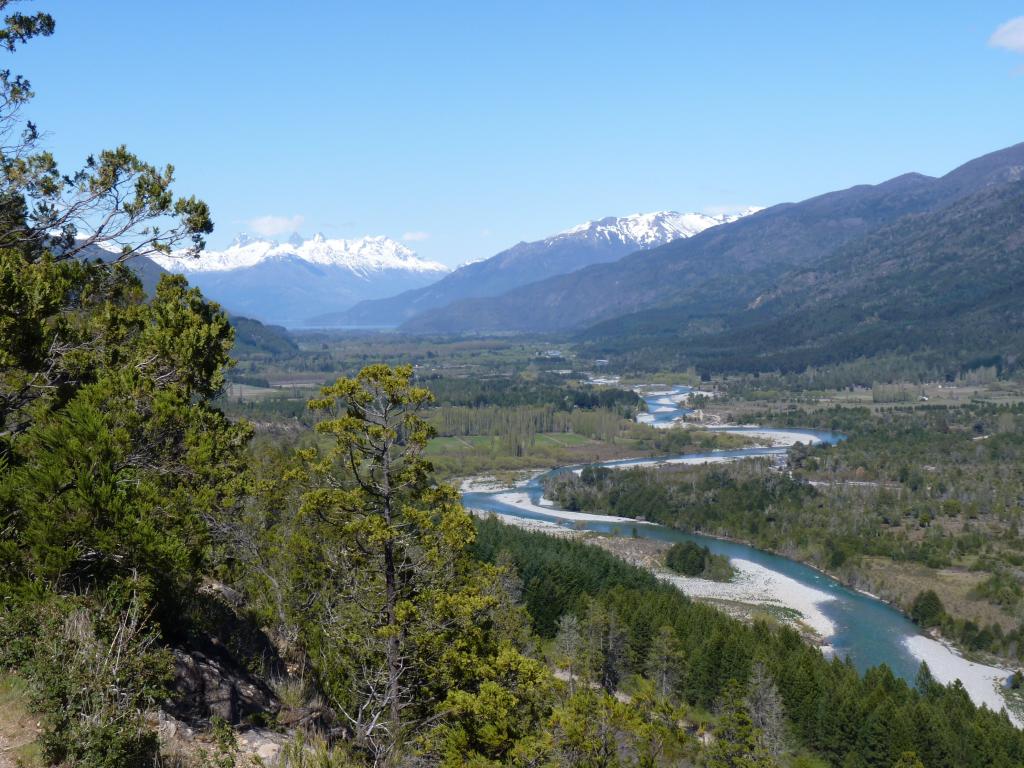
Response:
[[891, 752, 925, 768], [297, 364, 491, 763], [582, 599, 628, 693], [910, 590, 945, 628], [646, 624, 685, 701], [554, 613, 585, 695], [747, 662, 786, 757], [706, 680, 777, 768]]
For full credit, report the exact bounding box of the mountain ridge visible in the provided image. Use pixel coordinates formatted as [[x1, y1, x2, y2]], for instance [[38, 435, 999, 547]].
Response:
[[152, 232, 449, 276], [150, 233, 450, 327], [580, 179, 1024, 374], [403, 142, 1024, 336], [322, 208, 758, 328]]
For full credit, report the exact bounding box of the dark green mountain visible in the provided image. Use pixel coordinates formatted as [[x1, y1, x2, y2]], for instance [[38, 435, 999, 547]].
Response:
[[230, 315, 299, 357], [76, 244, 299, 359], [326, 211, 737, 328], [403, 142, 1024, 337], [582, 180, 1024, 374]]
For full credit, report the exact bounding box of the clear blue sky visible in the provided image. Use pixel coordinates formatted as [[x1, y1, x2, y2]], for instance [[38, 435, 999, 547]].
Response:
[[14, 1, 1024, 265]]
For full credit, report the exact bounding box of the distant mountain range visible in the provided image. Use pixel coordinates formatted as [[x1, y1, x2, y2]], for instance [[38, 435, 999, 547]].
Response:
[[323, 209, 758, 328], [81, 141, 1024, 377], [151, 233, 450, 327], [405, 143, 1024, 351]]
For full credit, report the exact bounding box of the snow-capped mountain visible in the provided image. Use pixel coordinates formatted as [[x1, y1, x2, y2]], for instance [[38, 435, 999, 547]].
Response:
[[154, 232, 448, 276], [153, 233, 450, 327], [560, 209, 760, 246], [326, 208, 759, 328]]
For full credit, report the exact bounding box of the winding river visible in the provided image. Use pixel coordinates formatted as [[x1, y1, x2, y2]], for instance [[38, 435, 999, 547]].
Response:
[[462, 386, 1018, 721]]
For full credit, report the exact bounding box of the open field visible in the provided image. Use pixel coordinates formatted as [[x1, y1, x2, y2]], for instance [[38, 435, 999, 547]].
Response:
[[425, 431, 595, 454], [844, 556, 1018, 635]]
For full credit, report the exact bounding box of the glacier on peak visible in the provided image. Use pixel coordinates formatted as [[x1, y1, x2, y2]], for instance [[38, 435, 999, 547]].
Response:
[[560, 208, 761, 246], [151, 233, 450, 276]]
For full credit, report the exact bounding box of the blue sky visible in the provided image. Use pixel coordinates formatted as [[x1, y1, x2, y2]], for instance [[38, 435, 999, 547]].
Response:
[[14, 2, 1024, 265]]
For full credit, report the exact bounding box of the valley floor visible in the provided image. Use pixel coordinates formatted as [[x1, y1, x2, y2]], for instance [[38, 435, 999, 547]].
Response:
[[467, 501, 1023, 727]]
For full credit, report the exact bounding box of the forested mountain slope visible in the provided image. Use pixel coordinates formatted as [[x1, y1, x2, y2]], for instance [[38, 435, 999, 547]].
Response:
[[405, 142, 1024, 335], [583, 179, 1024, 373]]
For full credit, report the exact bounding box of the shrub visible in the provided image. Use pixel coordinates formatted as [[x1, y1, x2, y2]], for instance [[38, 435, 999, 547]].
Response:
[[910, 590, 945, 628]]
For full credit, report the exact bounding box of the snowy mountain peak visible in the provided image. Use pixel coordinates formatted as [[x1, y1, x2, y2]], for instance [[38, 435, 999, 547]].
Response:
[[560, 208, 759, 247], [231, 232, 261, 248], [151, 233, 451, 276]]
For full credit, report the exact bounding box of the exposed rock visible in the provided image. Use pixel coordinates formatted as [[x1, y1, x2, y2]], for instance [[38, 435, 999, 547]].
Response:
[[170, 647, 279, 725], [237, 727, 289, 765]]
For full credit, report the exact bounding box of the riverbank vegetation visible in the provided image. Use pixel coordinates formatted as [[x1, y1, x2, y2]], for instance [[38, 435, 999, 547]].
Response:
[[665, 541, 735, 581], [544, 400, 1024, 665]]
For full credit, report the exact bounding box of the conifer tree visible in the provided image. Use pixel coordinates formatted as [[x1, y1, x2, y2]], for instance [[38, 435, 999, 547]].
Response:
[[646, 624, 685, 701], [297, 364, 484, 764], [706, 680, 777, 768], [747, 662, 786, 757]]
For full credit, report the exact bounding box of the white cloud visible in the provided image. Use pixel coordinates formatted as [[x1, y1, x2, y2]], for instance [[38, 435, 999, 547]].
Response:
[[990, 16, 1024, 54], [247, 214, 305, 237], [402, 231, 430, 242]]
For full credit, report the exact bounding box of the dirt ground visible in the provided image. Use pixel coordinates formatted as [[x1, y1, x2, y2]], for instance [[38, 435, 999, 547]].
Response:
[[0, 676, 42, 768]]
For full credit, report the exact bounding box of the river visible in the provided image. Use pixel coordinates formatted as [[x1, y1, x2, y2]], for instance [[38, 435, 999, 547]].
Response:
[[462, 386, 1018, 722]]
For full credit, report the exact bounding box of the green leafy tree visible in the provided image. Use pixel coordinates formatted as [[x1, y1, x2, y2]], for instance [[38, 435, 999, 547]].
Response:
[[891, 752, 925, 768], [428, 645, 555, 767], [2, 276, 244, 620], [297, 364, 487, 763], [0, 1, 213, 453], [547, 689, 641, 768]]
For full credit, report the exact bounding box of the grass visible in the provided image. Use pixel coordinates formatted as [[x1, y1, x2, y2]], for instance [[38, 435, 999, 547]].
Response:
[[425, 432, 596, 456], [847, 556, 1015, 632], [0, 674, 43, 768]]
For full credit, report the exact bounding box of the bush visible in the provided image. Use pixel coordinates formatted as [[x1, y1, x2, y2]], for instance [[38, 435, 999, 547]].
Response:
[[666, 541, 709, 576], [2, 591, 171, 768], [910, 590, 945, 628]]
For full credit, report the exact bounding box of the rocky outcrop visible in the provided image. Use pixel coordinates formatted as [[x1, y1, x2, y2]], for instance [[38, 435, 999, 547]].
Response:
[[170, 647, 279, 725]]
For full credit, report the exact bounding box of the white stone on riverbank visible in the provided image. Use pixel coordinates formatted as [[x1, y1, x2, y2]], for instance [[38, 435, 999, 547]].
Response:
[[716, 427, 824, 447], [598, 454, 740, 471], [468, 509, 582, 538], [491, 491, 635, 523], [904, 635, 1020, 726], [477, 487, 836, 637], [658, 558, 837, 638], [460, 475, 514, 493]]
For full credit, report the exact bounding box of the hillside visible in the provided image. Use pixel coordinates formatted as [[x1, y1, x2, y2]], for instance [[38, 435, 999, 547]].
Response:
[[581, 180, 1024, 373], [75, 243, 169, 295], [327, 210, 752, 328], [404, 142, 1024, 336]]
